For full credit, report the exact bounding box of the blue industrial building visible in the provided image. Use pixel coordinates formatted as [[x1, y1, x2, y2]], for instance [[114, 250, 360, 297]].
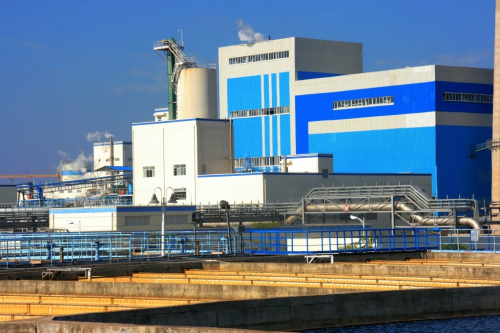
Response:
[[218, 37, 493, 202]]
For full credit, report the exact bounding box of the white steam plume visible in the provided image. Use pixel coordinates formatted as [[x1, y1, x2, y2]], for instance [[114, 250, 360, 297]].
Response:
[[237, 19, 266, 43], [104, 131, 115, 139], [86, 131, 102, 143], [86, 131, 115, 142]]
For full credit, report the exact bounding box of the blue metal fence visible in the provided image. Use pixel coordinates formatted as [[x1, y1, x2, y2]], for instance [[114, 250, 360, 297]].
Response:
[[0, 228, 499, 267]]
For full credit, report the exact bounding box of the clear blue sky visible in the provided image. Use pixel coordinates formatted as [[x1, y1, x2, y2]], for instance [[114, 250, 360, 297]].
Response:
[[0, 0, 495, 181]]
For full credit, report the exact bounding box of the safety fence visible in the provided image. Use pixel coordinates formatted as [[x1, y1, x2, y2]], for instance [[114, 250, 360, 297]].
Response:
[[0, 228, 498, 267]]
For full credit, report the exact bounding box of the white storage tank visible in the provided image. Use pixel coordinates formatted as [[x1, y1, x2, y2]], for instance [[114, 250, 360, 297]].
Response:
[[177, 68, 217, 119]]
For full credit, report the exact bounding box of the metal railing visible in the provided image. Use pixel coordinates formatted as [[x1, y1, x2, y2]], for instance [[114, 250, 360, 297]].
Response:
[[430, 229, 500, 253], [305, 185, 476, 211]]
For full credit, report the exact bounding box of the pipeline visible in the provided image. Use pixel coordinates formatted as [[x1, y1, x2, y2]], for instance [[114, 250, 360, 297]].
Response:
[[285, 202, 482, 230]]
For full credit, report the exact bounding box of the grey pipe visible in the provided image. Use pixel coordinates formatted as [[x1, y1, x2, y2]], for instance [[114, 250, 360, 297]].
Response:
[[285, 202, 482, 230]]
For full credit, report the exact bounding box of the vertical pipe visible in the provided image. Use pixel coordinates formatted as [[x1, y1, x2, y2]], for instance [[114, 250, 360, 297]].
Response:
[[493, 1, 500, 207], [110, 137, 114, 167]]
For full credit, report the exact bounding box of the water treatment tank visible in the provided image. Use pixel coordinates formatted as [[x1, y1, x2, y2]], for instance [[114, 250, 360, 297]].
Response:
[[177, 68, 217, 119]]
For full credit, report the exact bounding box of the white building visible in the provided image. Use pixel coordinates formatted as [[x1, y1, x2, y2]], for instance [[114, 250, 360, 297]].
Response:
[[132, 118, 232, 206]]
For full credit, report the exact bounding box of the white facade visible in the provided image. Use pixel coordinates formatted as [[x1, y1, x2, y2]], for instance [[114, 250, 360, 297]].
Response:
[[132, 118, 232, 206], [50, 206, 194, 232], [93, 141, 133, 172], [197, 172, 432, 205], [285, 154, 333, 174]]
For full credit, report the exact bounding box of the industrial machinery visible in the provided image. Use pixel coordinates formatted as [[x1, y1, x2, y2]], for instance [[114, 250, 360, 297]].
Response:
[[154, 33, 216, 120]]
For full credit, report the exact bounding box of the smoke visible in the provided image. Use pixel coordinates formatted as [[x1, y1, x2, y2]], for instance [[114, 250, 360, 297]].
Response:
[[86, 131, 115, 142], [57, 152, 94, 179], [58, 150, 71, 160], [86, 131, 102, 143], [237, 20, 266, 43]]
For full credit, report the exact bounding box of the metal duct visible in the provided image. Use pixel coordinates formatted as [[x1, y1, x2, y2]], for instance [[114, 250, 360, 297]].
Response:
[[285, 202, 482, 230]]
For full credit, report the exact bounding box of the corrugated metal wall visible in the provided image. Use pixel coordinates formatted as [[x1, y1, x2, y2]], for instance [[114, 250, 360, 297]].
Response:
[[233, 117, 263, 159], [436, 125, 492, 201], [297, 71, 343, 80], [227, 75, 262, 115]]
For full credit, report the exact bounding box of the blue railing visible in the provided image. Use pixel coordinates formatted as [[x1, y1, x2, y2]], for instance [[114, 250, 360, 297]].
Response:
[[0, 228, 443, 267], [245, 228, 437, 255], [429, 229, 500, 253]]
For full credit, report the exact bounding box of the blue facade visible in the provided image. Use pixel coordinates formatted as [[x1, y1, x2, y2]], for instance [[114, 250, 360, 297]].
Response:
[[233, 117, 263, 159], [280, 114, 291, 155], [279, 72, 290, 106], [298, 81, 493, 200], [435, 125, 492, 201], [227, 75, 261, 116], [271, 74, 277, 107], [309, 127, 438, 196], [297, 71, 343, 80]]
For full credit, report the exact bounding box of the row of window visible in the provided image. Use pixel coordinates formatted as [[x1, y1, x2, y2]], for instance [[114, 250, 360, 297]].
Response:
[[333, 96, 394, 110], [443, 92, 493, 103], [229, 51, 289, 65], [59, 189, 82, 194], [230, 106, 290, 118], [143, 165, 186, 178], [234, 156, 281, 168], [104, 157, 132, 162]]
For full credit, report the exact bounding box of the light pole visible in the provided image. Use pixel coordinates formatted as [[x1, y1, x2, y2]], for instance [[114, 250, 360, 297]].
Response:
[[185, 189, 193, 205], [65, 220, 81, 233], [150, 187, 177, 257], [350, 215, 365, 229]]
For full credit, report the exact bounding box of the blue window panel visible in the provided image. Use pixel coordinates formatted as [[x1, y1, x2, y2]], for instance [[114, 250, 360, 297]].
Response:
[[435, 125, 492, 202], [280, 114, 291, 155], [227, 75, 262, 116], [308, 127, 438, 196], [233, 117, 263, 159], [272, 115, 278, 155], [297, 71, 343, 80], [271, 73, 277, 107], [295, 82, 437, 154], [435, 82, 493, 114], [264, 116, 270, 157], [264, 74, 269, 108], [279, 72, 290, 107]]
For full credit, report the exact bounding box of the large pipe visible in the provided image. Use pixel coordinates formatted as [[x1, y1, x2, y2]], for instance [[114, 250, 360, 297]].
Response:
[[285, 202, 482, 230]]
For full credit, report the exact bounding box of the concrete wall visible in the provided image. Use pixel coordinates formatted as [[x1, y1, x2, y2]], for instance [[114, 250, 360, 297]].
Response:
[[52, 287, 500, 331]]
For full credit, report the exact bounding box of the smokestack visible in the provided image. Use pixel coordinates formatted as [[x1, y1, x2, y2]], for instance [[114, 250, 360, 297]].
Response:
[[110, 137, 114, 167], [493, 1, 500, 206]]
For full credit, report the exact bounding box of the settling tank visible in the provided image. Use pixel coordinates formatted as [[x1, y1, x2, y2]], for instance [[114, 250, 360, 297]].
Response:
[[177, 68, 217, 119]]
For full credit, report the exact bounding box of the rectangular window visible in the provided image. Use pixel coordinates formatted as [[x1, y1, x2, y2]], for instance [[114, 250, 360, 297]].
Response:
[[322, 169, 329, 178], [115, 158, 120, 161], [333, 96, 394, 110], [230, 106, 290, 119], [443, 92, 493, 104], [174, 188, 187, 200], [77, 190, 81, 193], [67, 190, 72, 194], [173, 164, 186, 176], [229, 51, 289, 65], [143, 166, 155, 178], [128, 158, 133, 161]]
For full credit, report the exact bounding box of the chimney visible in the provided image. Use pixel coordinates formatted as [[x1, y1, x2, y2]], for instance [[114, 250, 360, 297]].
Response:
[[110, 137, 114, 167]]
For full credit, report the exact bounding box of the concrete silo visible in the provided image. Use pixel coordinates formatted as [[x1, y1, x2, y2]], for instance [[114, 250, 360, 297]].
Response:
[[176, 68, 218, 120]]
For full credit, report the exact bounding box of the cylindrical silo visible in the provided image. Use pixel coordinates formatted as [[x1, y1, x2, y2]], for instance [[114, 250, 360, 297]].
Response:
[[176, 68, 217, 119]]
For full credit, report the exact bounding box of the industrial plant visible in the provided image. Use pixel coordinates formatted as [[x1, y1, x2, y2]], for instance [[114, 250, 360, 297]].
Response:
[[2, 5, 500, 331]]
